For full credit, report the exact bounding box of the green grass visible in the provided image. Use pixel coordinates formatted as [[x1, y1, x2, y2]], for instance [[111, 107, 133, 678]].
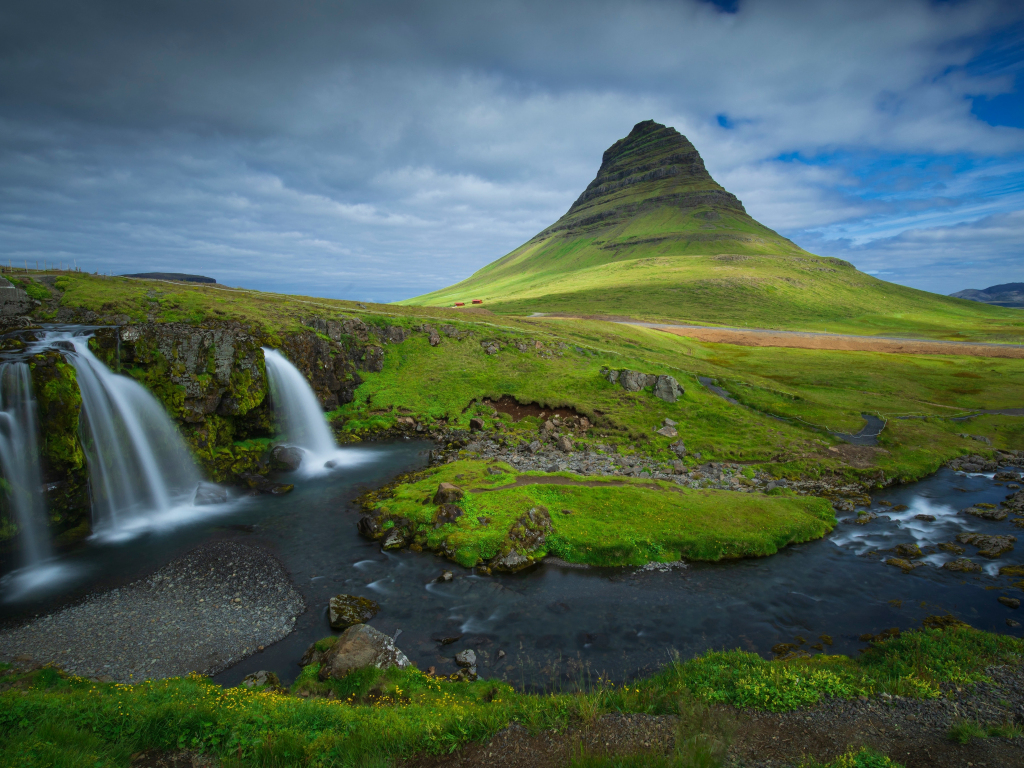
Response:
[[368, 460, 835, 567], [0, 626, 1017, 767]]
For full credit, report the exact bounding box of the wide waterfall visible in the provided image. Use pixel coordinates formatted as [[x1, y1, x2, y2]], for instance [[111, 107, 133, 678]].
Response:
[[0, 363, 50, 569], [55, 333, 206, 538]]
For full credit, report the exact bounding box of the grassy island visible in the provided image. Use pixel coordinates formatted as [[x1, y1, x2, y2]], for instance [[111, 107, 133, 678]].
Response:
[[360, 460, 835, 568]]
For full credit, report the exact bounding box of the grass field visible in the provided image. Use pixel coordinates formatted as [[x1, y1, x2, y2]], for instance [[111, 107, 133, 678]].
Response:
[[363, 460, 835, 568], [0, 625, 1018, 767]]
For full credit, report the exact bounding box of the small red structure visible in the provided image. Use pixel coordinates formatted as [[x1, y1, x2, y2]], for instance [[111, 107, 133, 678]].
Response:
[[471, 299, 483, 305], [454, 302, 465, 307]]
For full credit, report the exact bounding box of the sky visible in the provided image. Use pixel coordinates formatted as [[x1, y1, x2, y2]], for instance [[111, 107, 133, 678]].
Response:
[[1, 0, 1022, 302]]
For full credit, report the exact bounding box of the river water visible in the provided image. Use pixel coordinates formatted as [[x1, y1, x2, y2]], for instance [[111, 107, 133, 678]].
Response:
[[1, 439, 1021, 690]]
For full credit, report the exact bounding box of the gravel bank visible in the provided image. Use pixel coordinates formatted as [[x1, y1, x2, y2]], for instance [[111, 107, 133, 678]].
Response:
[[0, 541, 304, 683]]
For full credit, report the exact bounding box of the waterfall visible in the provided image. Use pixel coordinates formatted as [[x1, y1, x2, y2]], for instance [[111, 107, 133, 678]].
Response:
[[54, 333, 204, 537], [0, 363, 50, 569], [263, 348, 337, 456]]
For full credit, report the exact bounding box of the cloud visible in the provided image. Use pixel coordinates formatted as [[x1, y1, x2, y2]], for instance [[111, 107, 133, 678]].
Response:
[[0, 0, 1021, 300]]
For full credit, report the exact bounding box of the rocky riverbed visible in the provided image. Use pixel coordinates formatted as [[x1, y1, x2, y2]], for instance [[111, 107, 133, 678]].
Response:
[[0, 541, 304, 683]]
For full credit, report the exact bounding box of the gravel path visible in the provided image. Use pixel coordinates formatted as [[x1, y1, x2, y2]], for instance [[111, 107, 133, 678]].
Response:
[[0, 541, 304, 683]]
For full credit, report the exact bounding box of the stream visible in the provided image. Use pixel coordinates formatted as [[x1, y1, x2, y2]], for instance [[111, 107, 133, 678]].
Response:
[[2, 439, 1021, 690]]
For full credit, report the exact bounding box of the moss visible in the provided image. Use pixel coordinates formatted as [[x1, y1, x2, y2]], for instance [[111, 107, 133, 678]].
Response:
[[29, 351, 90, 535]]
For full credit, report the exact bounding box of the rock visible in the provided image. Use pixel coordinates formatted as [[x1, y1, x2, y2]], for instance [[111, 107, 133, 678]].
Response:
[[893, 542, 922, 558], [428, 330, 441, 346], [999, 596, 1021, 609], [437, 570, 453, 583], [328, 594, 380, 629], [962, 505, 1008, 521], [299, 642, 324, 667], [543, 420, 555, 431], [433, 503, 463, 527], [885, 557, 923, 572], [318, 624, 411, 681], [854, 511, 877, 525], [555, 435, 574, 453], [956, 532, 1016, 558], [238, 473, 294, 495], [914, 514, 935, 522], [663, 418, 677, 427], [382, 527, 408, 550], [455, 649, 477, 667], [193, 482, 228, 506], [669, 440, 686, 458], [939, 542, 966, 555], [481, 341, 500, 355], [395, 416, 415, 428], [891, 504, 909, 512], [357, 513, 383, 539], [241, 670, 281, 689], [1008, 618, 1022, 628], [653, 375, 684, 403], [671, 460, 685, 473], [270, 444, 303, 471], [469, 417, 484, 431], [490, 550, 532, 572], [433, 482, 464, 504], [942, 558, 981, 573], [385, 326, 406, 344], [655, 425, 678, 438], [454, 666, 478, 682]]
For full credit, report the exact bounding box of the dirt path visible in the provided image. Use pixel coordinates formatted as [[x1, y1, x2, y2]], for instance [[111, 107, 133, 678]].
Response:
[[538, 314, 1024, 358]]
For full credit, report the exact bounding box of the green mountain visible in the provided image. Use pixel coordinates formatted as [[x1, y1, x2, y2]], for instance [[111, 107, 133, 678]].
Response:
[[404, 121, 1023, 341]]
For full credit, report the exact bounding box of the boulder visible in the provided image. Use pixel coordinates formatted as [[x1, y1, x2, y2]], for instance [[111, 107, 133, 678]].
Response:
[[670, 440, 686, 458], [942, 558, 981, 573], [433, 482, 464, 504], [663, 418, 677, 427], [455, 649, 477, 668], [382, 527, 408, 550], [469, 417, 484, 431], [656, 425, 678, 438], [193, 482, 228, 506], [653, 375, 684, 403], [556, 435, 574, 453], [619, 370, 656, 392], [999, 596, 1021, 609], [671, 460, 685, 473], [962, 505, 1007, 522], [318, 624, 411, 681], [885, 557, 922, 572], [241, 670, 281, 689], [357, 513, 384, 538], [238, 473, 294, 495], [270, 445, 303, 471], [436, 570, 454, 583], [433, 503, 463, 528], [329, 594, 380, 629], [490, 550, 532, 572], [893, 542, 922, 559], [956, 532, 1016, 558]]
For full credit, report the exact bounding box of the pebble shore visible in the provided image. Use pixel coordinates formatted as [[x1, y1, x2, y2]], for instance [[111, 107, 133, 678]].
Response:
[[0, 541, 304, 683]]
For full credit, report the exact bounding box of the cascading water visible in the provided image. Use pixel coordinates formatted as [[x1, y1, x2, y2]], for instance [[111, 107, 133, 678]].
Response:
[[52, 333, 207, 538], [0, 363, 50, 569], [262, 348, 371, 474]]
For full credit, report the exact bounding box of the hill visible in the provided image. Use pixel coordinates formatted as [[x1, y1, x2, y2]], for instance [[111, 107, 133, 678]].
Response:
[[403, 121, 1023, 342], [951, 282, 1024, 309], [122, 272, 217, 283]]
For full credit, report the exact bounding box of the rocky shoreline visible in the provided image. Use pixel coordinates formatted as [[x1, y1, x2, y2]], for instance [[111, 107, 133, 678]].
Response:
[[0, 541, 304, 683]]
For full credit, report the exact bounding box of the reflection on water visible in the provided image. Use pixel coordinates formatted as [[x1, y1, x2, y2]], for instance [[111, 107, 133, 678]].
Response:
[[1, 440, 1021, 690]]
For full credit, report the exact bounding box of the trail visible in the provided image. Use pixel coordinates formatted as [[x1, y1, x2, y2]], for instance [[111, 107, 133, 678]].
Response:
[[535, 314, 1024, 359]]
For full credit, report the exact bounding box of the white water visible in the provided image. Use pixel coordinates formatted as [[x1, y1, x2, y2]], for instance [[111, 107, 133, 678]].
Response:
[[52, 333, 226, 541], [0, 363, 49, 568], [262, 348, 374, 475], [0, 362, 78, 600]]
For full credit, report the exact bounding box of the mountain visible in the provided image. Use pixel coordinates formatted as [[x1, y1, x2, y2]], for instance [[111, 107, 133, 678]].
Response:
[[950, 283, 1024, 309], [402, 121, 1023, 339]]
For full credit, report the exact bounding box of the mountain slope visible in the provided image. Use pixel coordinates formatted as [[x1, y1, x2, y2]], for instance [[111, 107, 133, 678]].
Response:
[[951, 283, 1024, 309], [403, 121, 1023, 341]]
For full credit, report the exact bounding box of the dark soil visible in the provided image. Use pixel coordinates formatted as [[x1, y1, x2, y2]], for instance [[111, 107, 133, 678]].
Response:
[[483, 396, 587, 423]]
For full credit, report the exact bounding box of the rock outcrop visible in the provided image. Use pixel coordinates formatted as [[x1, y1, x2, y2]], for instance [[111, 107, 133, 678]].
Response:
[[602, 368, 684, 403], [328, 594, 380, 630]]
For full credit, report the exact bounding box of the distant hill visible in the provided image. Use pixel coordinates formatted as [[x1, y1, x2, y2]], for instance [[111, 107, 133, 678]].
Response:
[[122, 272, 217, 284], [950, 283, 1024, 309], [401, 120, 1022, 338]]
